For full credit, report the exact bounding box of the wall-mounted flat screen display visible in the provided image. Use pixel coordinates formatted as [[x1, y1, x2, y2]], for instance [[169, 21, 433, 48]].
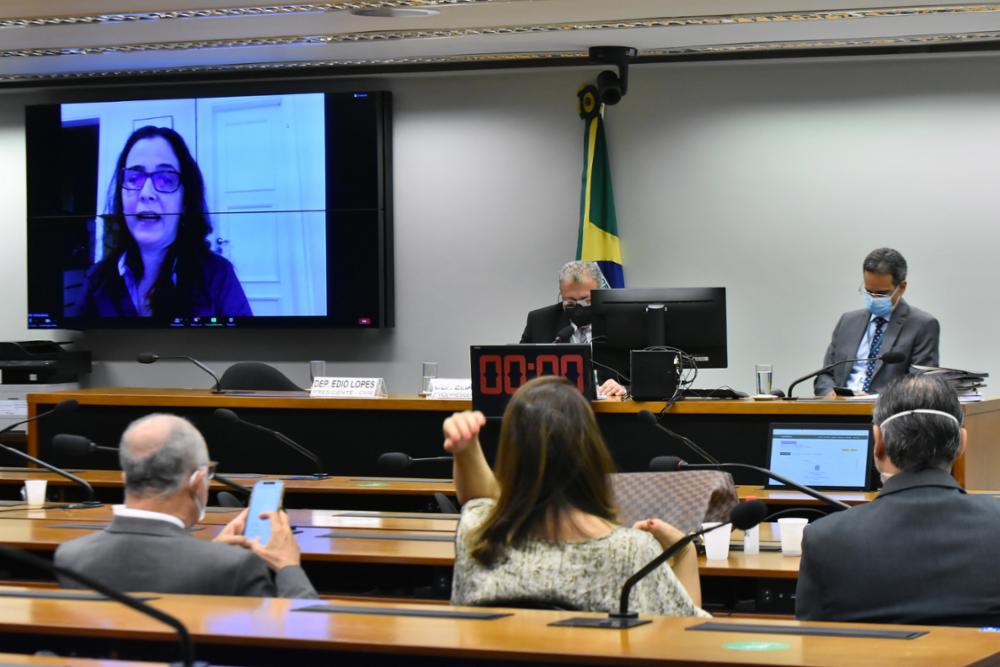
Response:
[[26, 90, 392, 329]]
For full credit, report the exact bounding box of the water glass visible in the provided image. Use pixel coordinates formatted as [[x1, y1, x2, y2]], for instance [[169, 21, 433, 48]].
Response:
[[755, 363, 773, 395]]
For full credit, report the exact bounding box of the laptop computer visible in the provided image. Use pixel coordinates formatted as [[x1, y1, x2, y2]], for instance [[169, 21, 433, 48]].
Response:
[[470, 344, 595, 419], [765, 422, 876, 491]]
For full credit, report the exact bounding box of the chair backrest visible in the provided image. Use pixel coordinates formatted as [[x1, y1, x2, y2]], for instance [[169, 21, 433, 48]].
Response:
[[219, 362, 303, 391], [611, 471, 738, 534]]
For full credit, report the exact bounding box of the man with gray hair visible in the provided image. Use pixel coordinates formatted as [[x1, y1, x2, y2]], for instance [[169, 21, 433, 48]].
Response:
[[520, 260, 625, 397], [814, 247, 939, 396], [796, 375, 1000, 626], [54, 413, 316, 598]]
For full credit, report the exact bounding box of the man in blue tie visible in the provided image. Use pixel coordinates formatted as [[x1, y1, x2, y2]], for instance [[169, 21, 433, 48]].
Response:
[[814, 248, 940, 397]]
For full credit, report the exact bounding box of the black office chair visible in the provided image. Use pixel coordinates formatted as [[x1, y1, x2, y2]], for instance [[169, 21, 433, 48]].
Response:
[[219, 362, 303, 392]]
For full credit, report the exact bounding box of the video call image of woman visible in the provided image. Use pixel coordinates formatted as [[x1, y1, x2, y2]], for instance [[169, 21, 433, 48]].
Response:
[[82, 126, 253, 320]]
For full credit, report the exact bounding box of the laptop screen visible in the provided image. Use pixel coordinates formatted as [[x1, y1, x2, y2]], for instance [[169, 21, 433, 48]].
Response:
[[766, 423, 875, 491], [470, 344, 595, 420]]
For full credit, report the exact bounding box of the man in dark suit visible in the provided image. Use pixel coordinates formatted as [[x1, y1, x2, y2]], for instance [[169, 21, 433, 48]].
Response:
[[54, 414, 316, 598], [520, 261, 625, 397], [814, 247, 939, 397], [795, 375, 1000, 626]]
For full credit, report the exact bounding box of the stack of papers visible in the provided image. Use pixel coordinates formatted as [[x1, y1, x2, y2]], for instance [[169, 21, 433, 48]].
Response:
[[912, 365, 989, 400]]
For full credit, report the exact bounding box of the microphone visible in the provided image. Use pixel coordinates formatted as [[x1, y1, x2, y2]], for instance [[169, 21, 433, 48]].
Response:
[[786, 351, 906, 398], [377, 452, 453, 473], [137, 352, 223, 394], [637, 409, 719, 465], [649, 456, 851, 511], [0, 401, 102, 508], [554, 325, 574, 343], [0, 398, 78, 436], [0, 544, 204, 667], [557, 500, 767, 628], [213, 408, 328, 479], [52, 433, 117, 456], [52, 435, 251, 499]]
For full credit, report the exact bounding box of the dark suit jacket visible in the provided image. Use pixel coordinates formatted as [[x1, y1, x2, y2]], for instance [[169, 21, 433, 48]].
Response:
[[53, 515, 317, 598], [795, 469, 1000, 626], [520, 303, 570, 344], [814, 299, 940, 395]]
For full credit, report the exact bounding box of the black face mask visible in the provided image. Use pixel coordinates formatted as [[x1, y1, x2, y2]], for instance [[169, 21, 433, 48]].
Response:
[[565, 304, 592, 327]]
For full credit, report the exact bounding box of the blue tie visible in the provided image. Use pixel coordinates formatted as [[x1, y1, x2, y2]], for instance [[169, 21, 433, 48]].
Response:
[[862, 317, 888, 393]]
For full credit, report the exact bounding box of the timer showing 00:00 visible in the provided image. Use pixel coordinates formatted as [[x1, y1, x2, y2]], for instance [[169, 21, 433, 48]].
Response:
[[478, 353, 586, 396]]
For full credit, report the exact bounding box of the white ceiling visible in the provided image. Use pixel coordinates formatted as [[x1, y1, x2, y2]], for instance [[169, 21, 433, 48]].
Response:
[[1, 1, 999, 84]]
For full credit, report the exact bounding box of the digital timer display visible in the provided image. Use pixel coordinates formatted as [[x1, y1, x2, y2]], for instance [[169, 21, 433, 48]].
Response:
[[470, 344, 594, 418]]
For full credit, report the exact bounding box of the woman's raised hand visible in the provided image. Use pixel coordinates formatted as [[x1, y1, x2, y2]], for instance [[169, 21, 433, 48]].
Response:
[[442, 410, 486, 455]]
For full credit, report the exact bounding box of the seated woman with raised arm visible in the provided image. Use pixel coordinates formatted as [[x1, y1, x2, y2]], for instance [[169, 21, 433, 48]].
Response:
[[446, 376, 709, 616]]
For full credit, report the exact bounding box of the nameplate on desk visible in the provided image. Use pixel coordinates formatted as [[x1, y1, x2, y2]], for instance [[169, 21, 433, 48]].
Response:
[[427, 378, 472, 400], [310, 377, 387, 398]]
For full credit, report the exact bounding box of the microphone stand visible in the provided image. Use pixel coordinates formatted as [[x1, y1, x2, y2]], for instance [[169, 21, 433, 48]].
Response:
[[214, 409, 328, 479], [0, 544, 205, 667]]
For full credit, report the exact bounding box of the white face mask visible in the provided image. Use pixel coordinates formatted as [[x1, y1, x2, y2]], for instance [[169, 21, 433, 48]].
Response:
[[189, 469, 207, 525]]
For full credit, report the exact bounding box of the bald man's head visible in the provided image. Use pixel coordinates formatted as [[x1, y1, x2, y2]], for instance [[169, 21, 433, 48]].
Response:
[[120, 414, 209, 498]]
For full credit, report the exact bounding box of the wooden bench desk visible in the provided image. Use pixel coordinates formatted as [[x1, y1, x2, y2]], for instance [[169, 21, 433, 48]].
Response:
[[0, 588, 996, 667], [25, 388, 1000, 487]]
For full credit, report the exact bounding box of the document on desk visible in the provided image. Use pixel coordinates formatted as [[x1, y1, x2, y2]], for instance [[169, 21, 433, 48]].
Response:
[[0, 399, 27, 431]]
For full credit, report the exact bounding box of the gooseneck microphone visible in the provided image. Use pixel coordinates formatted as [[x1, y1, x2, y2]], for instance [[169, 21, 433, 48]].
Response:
[[554, 325, 574, 343], [555, 500, 767, 629], [0, 545, 204, 667], [786, 351, 906, 398], [137, 352, 223, 394], [52, 434, 251, 498], [613, 500, 767, 624], [377, 452, 453, 473], [637, 409, 719, 465], [214, 408, 328, 479], [650, 456, 851, 511], [0, 400, 102, 508]]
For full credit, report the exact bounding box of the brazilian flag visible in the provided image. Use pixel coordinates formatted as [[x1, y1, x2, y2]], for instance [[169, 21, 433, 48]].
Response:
[[576, 85, 624, 288]]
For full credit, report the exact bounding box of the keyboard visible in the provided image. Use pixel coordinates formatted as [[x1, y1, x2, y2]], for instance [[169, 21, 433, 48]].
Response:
[[678, 388, 748, 400]]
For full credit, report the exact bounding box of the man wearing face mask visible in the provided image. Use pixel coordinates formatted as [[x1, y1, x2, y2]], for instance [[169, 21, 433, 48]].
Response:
[[795, 375, 1000, 626], [53, 413, 316, 598], [520, 260, 626, 397], [813, 248, 939, 397]]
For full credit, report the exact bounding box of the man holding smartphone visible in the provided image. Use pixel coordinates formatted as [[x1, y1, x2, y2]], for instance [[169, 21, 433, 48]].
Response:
[[54, 413, 317, 598], [814, 248, 940, 397]]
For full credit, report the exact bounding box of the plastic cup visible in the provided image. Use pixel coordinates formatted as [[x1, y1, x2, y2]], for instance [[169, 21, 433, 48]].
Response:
[[755, 363, 773, 395], [701, 521, 732, 560], [309, 360, 326, 382], [24, 479, 47, 508], [421, 362, 438, 395], [777, 517, 808, 556], [743, 524, 760, 555]]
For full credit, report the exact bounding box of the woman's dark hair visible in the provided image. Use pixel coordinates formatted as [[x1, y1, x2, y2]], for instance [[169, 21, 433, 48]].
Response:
[[94, 125, 213, 316], [470, 376, 619, 565]]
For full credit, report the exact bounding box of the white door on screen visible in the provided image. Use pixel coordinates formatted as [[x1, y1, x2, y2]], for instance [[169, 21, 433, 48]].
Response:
[[196, 94, 327, 316]]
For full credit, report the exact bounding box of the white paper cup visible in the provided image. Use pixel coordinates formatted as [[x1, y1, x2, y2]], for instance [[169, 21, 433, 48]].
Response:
[[24, 479, 47, 508], [777, 517, 808, 556], [743, 524, 760, 555], [701, 521, 732, 560]]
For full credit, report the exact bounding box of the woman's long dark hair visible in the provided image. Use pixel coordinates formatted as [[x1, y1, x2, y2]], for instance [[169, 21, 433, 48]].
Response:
[[93, 125, 213, 316], [470, 376, 619, 565]]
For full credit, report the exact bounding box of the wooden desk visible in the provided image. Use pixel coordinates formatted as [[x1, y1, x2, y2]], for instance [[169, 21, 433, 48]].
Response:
[[26, 388, 1000, 486], [0, 511, 795, 576], [0, 588, 997, 667], [0, 655, 167, 667]]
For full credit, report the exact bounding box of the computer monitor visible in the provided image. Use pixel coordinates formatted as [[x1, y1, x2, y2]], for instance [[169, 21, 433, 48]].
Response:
[[590, 287, 727, 377]]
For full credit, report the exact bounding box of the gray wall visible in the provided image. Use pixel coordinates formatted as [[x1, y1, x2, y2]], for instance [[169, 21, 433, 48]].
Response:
[[1, 54, 997, 395]]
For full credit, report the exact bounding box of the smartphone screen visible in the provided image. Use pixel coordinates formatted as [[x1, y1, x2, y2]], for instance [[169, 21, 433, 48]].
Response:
[[244, 480, 284, 544]]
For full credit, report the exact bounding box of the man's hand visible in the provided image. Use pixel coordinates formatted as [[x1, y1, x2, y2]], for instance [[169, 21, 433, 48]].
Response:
[[442, 411, 486, 455], [213, 508, 250, 547], [598, 378, 627, 399], [248, 510, 301, 571]]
